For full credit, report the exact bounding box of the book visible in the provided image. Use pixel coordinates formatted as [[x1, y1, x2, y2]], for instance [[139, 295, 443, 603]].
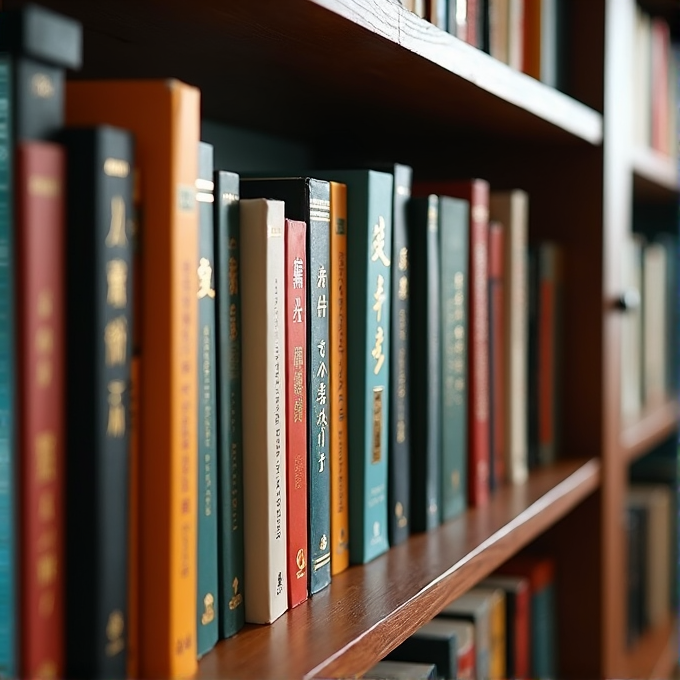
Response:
[[487, 220, 505, 491], [626, 504, 646, 645], [239, 198, 288, 623], [196, 141, 219, 657], [386, 618, 465, 680], [413, 178, 490, 507], [61, 126, 134, 680], [406, 195, 441, 532], [438, 196, 469, 521], [212, 170, 245, 639], [329, 180, 350, 574], [642, 240, 667, 407], [284, 217, 309, 608], [15, 141, 66, 680], [240, 176, 332, 593], [66, 78, 201, 679], [0, 6, 81, 676], [362, 660, 437, 680], [315, 169, 393, 564], [489, 190, 528, 484], [484, 586, 506, 680], [481, 574, 530, 680]]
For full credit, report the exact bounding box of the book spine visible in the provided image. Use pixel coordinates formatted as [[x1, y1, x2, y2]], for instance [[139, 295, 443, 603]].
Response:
[[488, 220, 505, 490], [213, 170, 245, 638], [514, 585, 530, 680], [439, 197, 469, 521], [62, 127, 134, 680], [329, 181, 349, 574], [307, 183, 332, 591], [532, 583, 557, 678], [284, 218, 309, 607], [196, 142, 218, 657], [240, 199, 288, 624], [388, 165, 412, 544], [527, 246, 539, 468], [127, 354, 140, 680], [16, 141, 65, 679], [408, 196, 441, 533], [0, 55, 15, 679], [14, 60, 65, 141]]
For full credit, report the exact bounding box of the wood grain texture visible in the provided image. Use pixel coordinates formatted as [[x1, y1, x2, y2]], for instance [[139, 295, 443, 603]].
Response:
[[197, 459, 600, 680], [632, 146, 680, 201], [621, 398, 680, 464], [3, 0, 602, 148], [623, 615, 678, 679]]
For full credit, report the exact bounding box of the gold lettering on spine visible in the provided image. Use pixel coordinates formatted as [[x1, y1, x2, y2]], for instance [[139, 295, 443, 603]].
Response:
[[105, 196, 128, 246], [371, 388, 383, 463]]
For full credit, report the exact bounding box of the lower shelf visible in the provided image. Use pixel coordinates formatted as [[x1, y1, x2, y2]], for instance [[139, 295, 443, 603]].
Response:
[[624, 614, 678, 680], [197, 458, 601, 680]]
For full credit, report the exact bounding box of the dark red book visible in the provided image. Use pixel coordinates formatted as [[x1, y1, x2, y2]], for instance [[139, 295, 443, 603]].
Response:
[[413, 178, 490, 507], [488, 220, 505, 491], [284, 218, 309, 608], [16, 141, 65, 679]]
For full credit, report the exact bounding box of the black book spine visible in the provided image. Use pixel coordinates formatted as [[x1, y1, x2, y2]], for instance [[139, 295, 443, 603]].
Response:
[[527, 245, 539, 469], [62, 126, 134, 680], [213, 170, 245, 638], [388, 164, 412, 546], [407, 196, 441, 533]]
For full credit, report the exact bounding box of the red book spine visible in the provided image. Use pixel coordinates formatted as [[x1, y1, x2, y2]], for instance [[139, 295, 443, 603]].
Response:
[[514, 580, 531, 680], [284, 218, 309, 607], [16, 142, 65, 678], [650, 18, 670, 154], [457, 640, 476, 679], [413, 178, 490, 506], [488, 220, 505, 488]]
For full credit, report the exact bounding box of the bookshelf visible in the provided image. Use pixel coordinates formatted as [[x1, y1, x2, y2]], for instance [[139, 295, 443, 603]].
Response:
[[5, 0, 677, 677]]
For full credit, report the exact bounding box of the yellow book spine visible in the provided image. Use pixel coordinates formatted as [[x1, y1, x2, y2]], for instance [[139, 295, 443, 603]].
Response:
[[329, 181, 349, 575]]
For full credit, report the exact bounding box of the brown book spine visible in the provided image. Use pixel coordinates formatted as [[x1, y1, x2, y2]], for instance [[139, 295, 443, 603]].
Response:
[[16, 141, 65, 679]]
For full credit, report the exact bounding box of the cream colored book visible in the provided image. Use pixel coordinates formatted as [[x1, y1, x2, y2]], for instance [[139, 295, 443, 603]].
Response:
[[240, 198, 288, 624], [642, 241, 667, 408]]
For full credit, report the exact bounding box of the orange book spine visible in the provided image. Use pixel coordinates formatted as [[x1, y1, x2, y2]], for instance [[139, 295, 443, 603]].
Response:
[[65, 79, 200, 679], [329, 181, 349, 575]]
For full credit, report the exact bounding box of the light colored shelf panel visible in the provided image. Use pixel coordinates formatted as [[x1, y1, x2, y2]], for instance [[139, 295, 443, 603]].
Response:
[[197, 459, 601, 680], [632, 146, 679, 201]]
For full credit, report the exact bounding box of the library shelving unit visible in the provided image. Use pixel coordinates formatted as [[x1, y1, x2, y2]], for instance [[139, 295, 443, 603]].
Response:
[[7, 0, 677, 677]]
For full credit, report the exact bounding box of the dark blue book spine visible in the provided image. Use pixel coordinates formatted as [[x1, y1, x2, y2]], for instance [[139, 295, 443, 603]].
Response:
[[213, 170, 245, 638], [0, 55, 15, 679], [196, 142, 219, 656]]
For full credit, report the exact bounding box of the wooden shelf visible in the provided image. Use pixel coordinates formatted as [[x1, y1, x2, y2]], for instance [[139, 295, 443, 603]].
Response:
[[623, 614, 678, 679], [621, 398, 679, 464], [197, 459, 600, 680], [6, 0, 603, 149], [632, 146, 679, 201]]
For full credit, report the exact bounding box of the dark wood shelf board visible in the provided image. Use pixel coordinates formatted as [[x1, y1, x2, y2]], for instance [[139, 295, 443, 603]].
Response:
[[632, 146, 680, 201], [197, 459, 600, 680], [621, 398, 679, 464], [4, 0, 602, 150], [624, 615, 678, 679]]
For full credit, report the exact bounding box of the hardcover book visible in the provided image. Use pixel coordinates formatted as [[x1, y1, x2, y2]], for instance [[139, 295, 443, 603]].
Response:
[[413, 178, 490, 507], [16, 141, 66, 680], [314, 169, 393, 564], [239, 198, 288, 624], [284, 217, 309, 608], [66, 79, 201, 679], [407, 195, 442, 532], [213, 170, 245, 639], [61, 126, 134, 680], [240, 176, 332, 593], [329, 180, 350, 574], [196, 141, 219, 657]]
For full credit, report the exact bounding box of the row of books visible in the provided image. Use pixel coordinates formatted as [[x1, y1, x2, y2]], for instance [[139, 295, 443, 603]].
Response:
[[633, 4, 679, 158], [403, 0, 565, 89], [378, 554, 557, 679]]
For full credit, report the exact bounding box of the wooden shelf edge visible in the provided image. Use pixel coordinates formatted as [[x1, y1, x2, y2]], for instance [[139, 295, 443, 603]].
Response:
[[310, 0, 603, 145], [621, 398, 679, 464], [197, 459, 600, 680], [623, 614, 678, 679], [632, 146, 680, 200]]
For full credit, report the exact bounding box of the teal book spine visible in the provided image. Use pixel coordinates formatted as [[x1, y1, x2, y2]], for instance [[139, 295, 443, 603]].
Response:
[[196, 142, 218, 656], [532, 583, 557, 679], [0, 55, 15, 679], [323, 169, 393, 564], [439, 197, 469, 522], [213, 170, 245, 637]]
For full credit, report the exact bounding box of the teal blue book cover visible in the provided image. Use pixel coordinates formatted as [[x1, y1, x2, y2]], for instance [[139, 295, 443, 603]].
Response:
[[196, 142, 219, 656], [317, 169, 393, 564], [532, 582, 557, 679], [438, 197, 469, 522]]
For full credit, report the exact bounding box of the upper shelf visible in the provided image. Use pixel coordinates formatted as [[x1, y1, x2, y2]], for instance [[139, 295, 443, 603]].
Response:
[[621, 398, 679, 464], [6, 0, 604, 148], [632, 146, 680, 201], [197, 458, 600, 680]]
